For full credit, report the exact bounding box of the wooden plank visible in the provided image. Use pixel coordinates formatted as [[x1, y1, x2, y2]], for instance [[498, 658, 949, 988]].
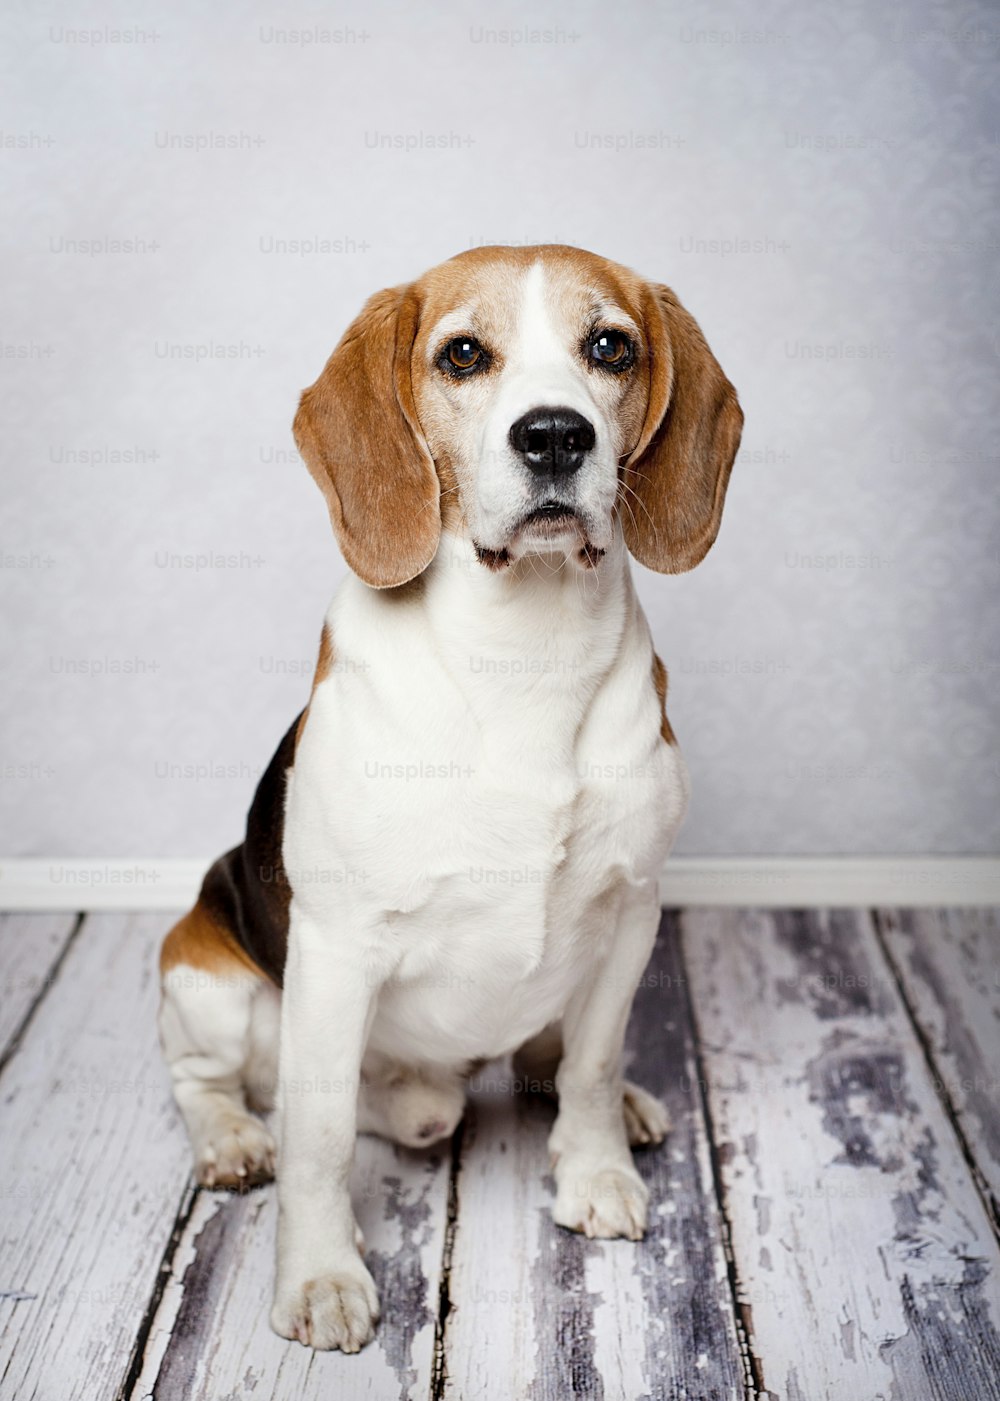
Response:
[[0, 912, 194, 1401], [130, 1132, 451, 1399], [877, 907, 1000, 1228], [441, 912, 746, 1401], [683, 908, 1000, 1401], [0, 912, 79, 1061]]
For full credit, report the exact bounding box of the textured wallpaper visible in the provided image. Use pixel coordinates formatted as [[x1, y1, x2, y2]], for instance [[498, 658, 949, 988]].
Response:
[[2, 0, 997, 858]]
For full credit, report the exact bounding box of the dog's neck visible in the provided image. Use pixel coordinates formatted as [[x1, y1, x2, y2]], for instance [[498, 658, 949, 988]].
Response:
[[329, 517, 651, 777], [414, 521, 638, 698]]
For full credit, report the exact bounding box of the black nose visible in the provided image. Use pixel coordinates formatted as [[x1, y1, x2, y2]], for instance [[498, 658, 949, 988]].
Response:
[[509, 407, 596, 475]]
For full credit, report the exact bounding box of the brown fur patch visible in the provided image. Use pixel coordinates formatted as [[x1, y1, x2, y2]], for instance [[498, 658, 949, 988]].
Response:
[[473, 543, 511, 571], [651, 653, 677, 745], [578, 542, 606, 569], [295, 622, 334, 751], [621, 283, 743, 574], [160, 898, 264, 978], [293, 286, 440, 589], [432, 447, 464, 531]]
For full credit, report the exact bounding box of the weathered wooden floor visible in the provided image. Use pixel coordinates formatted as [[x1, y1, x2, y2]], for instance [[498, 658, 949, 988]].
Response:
[[1, 908, 998, 1401]]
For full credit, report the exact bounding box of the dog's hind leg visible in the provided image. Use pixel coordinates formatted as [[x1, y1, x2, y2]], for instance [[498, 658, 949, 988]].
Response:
[[158, 900, 279, 1188]]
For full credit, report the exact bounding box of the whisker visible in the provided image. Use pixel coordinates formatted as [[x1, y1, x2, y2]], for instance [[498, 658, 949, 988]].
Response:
[[615, 483, 641, 539], [617, 478, 657, 537]]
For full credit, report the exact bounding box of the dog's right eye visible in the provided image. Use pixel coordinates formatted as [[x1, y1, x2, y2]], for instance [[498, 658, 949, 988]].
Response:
[[438, 337, 489, 378]]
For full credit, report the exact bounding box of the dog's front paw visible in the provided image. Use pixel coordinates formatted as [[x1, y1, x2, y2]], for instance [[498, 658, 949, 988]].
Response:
[[195, 1113, 276, 1189], [553, 1159, 649, 1241], [270, 1259, 380, 1352]]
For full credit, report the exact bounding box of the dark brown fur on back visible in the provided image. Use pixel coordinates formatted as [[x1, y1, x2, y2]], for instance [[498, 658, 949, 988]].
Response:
[[197, 713, 300, 986]]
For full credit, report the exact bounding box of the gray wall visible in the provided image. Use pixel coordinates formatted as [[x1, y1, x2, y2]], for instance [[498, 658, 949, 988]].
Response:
[[3, 0, 998, 859]]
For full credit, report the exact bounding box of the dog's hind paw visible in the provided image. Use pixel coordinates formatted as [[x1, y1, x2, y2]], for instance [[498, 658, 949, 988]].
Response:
[[622, 1080, 671, 1147], [194, 1112, 276, 1190]]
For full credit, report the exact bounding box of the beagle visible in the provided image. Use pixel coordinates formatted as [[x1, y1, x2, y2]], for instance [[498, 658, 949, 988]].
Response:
[[157, 244, 742, 1352]]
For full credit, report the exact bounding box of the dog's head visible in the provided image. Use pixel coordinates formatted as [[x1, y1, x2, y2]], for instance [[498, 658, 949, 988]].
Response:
[[293, 245, 743, 587]]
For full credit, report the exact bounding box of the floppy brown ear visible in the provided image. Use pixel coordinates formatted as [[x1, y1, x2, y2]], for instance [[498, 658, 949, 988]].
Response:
[[620, 284, 743, 573], [293, 283, 440, 588]]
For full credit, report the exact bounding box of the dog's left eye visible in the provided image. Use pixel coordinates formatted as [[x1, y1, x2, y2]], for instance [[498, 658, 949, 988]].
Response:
[[589, 329, 634, 371], [440, 337, 487, 376]]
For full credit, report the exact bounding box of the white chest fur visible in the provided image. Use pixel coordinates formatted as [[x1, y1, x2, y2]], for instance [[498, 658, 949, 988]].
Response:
[[283, 526, 688, 1067]]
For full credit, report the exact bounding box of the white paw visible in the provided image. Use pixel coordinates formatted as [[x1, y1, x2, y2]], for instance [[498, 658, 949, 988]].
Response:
[[622, 1080, 671, 1146], [387, 1084, 464, 1148], [553, 1160, 649, 1240], [270, 1259, 380, 1352], [361, 1072, 465, 1149], [194, 1113, 276, 1189]]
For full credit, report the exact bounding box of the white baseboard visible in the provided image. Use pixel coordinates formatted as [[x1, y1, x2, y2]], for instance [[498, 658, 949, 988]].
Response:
[[0, 860, 209, 912], [658, 857, 1000, 908], [0, 857, 997, 911]]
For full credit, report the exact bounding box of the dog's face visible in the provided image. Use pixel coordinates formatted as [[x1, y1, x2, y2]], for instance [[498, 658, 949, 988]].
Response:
[[412, 253, 651, 572], [293, 245, 743, 588]]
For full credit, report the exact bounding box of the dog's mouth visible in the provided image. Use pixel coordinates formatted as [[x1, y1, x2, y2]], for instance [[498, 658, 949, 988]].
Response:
[[517, 502, 579, 538], [473, 502, 607, 572]]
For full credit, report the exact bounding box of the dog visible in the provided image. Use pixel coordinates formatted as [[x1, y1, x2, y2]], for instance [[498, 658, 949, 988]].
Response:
[[157, 244, 742, 1352]]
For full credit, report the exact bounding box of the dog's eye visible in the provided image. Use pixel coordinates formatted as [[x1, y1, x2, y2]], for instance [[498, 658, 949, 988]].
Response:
[[440, 337, 487, 376], [589, 330, 634, 371], [448, 338, 480, 369]]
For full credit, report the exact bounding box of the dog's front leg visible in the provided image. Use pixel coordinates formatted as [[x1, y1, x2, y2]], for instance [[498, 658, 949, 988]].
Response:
[[549, 882, 660, 1241], [269, 904, 381, 1352]]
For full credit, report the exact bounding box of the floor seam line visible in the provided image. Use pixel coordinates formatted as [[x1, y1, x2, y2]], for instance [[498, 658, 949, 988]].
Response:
[[430, 1109, 468, 1400], [677, 907, 769, 1401], [115, 1179, 200, 1401], [0, 909, 86, 1077], [870, 906, 1000, 1240]]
